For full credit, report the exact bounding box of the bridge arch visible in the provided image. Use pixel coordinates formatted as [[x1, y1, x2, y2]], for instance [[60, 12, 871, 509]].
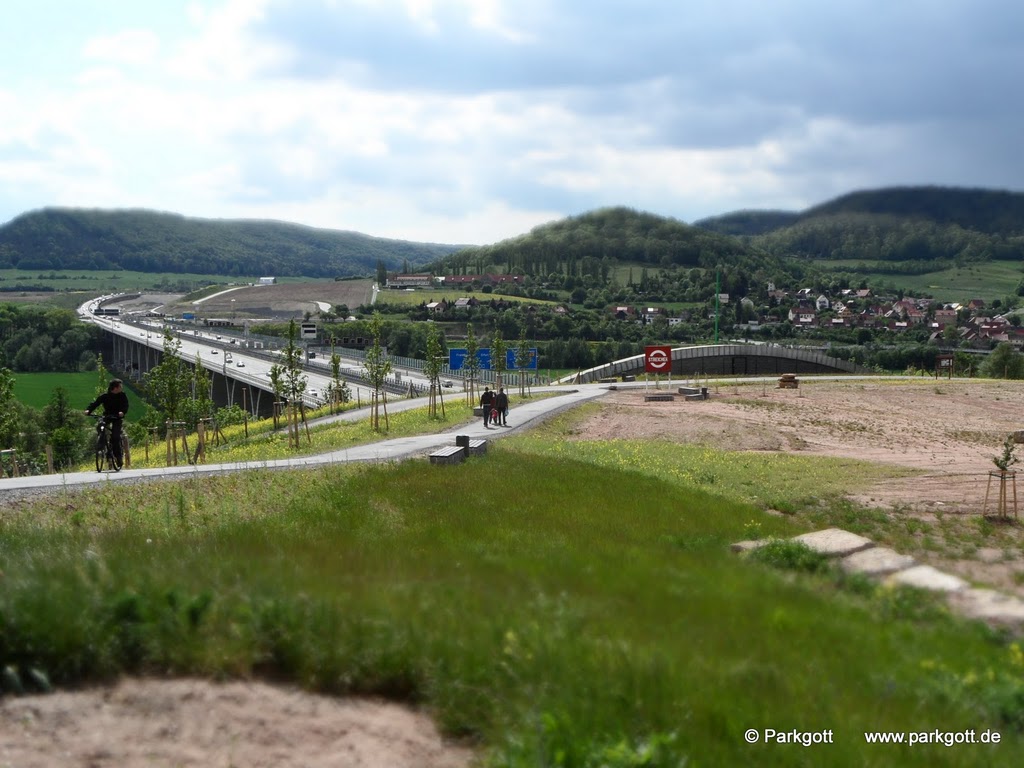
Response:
[[559, 344, 865, 384]]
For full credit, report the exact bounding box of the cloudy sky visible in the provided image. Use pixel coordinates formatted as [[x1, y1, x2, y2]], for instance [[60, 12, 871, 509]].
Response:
[[2, 0, 1022, 245]]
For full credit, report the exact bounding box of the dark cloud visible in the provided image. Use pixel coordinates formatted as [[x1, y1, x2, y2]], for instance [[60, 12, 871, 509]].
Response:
[[251, 0, 1024, 130]]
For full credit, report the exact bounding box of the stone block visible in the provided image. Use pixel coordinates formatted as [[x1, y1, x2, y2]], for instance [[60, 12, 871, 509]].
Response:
[[792, 528, 874, 558], [885, 565, 967, 593], [947, 588, 1024, 628], [840, 547, 915, 577]]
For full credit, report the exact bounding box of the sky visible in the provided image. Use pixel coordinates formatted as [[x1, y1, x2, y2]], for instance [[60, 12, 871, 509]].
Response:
[[2, 0, 1023, 246]]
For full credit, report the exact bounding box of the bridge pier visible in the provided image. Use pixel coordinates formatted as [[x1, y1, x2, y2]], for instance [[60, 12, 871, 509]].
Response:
[[107, 332, 280, 420]]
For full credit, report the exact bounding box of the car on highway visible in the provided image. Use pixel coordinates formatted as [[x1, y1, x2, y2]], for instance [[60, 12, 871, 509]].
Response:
[[236, 360, 245, 367]]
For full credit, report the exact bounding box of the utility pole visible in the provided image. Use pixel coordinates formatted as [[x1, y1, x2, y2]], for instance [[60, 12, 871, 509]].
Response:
[[714, 268, 720, 344]]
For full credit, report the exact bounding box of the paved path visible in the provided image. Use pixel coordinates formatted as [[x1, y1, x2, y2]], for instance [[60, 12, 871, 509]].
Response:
[[0, 386, 610, 495]]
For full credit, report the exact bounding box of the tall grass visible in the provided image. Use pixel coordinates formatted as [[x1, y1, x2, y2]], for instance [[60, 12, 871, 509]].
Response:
[[122, 399, 480, 468], [2, 448, 1023, 766]]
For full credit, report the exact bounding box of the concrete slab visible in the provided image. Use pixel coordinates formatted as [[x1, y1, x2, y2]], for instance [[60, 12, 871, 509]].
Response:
[[885, 565, 968, 593], [947, 588, 1024, 629], [840, 547, 915, 577], [792, 528, 874, 558]]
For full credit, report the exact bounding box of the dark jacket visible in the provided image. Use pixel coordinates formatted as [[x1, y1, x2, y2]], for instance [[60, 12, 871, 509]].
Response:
[[86, 391, 130, 419], [480, 390, 494, 408], [494, 391, 509, 412]]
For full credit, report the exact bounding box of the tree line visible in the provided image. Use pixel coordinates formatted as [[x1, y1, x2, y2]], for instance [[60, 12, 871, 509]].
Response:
[[0, 208, 458, 277]]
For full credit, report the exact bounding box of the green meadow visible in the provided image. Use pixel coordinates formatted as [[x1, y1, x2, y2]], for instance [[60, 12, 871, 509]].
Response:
[[2, 405, 1024, 765], [376, 287, 558, 307], [13, 372, 145, 423], [811, 259, 1024, 302]]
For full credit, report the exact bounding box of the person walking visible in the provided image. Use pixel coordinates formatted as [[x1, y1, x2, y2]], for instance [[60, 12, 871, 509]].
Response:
[[85, 378, 130, 465], [480, 387, 494, 427], [494, 386, 509, 426]]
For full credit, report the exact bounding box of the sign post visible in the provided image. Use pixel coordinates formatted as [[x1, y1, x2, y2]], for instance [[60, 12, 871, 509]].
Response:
[[935, 354, 954, 380], [644, 345, 672, 390]]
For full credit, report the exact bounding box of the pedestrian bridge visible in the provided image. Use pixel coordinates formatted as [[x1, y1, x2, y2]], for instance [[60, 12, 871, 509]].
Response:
[[559, 344, 864, 384]]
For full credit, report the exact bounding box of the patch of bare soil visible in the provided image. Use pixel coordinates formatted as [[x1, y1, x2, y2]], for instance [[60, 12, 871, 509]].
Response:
[[183, 282, 374, 320], [0, 678, 473, 768], [575, 377, 1024, 596]]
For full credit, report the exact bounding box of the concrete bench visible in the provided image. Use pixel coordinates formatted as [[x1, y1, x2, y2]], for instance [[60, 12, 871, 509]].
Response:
[[679, 386, 708, 400], [644, 393, 675, 402], [429, 445, 465, 465], [456, 435, 487, 457]]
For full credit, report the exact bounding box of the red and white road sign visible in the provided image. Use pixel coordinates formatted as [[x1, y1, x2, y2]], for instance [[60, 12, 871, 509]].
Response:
[[644, 345, 672, 373]]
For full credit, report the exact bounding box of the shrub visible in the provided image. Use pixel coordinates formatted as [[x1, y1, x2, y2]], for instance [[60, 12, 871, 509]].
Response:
[[747, 539, 832, 574]]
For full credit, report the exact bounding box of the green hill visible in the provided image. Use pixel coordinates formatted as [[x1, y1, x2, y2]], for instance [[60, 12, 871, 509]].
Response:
[[4, 186, 1024, 291], [0, 208, 463, 278], [800, 185, 1024, 235], [693, 186, 1024, 265], [435, 206, 759, 277]]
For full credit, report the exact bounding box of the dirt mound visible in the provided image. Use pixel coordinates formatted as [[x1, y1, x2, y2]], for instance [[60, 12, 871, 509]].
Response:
[[0, 678, 473, 768]]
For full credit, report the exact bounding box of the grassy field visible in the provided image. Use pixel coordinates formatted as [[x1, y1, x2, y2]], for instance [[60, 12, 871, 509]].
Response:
[[811, 260, 1024, 302], [3, 405, 1024, 765], [0, 268, 265, 293], [13, 371, 145, 422]]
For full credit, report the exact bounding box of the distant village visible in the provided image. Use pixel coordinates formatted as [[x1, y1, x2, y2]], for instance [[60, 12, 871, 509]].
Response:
[[385, 273, 1023, 349]]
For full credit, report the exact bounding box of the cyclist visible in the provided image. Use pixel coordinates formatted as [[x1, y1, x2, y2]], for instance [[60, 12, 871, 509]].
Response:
[[85, 379, 130, 466]]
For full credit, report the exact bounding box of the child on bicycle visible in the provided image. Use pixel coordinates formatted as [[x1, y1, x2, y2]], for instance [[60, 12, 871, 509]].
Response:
[[85, 379, 130, 465]]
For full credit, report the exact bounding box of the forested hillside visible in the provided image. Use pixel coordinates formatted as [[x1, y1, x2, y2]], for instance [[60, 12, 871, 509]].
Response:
[[436, 206, 758, 277], [0, 208, 461, 278], [3, 187, 1022, 283], [432, 188, 1024, 281], [736, 186, 1024, 265], [800, 186, 1024, 234]]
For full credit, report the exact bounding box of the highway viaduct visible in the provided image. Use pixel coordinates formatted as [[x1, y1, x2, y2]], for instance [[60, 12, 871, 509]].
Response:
[[94, 317, 415, 419]]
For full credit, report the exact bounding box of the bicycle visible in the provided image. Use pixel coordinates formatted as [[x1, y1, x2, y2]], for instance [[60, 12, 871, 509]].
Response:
[[93, 415, 128, 472]]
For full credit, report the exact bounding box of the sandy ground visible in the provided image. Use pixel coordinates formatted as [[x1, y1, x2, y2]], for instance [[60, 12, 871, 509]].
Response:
[[0, 679, 473, 768], [4, 376, 1024, 765], [581, 378, 1024, 511], [166, 282, 375, 320]]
